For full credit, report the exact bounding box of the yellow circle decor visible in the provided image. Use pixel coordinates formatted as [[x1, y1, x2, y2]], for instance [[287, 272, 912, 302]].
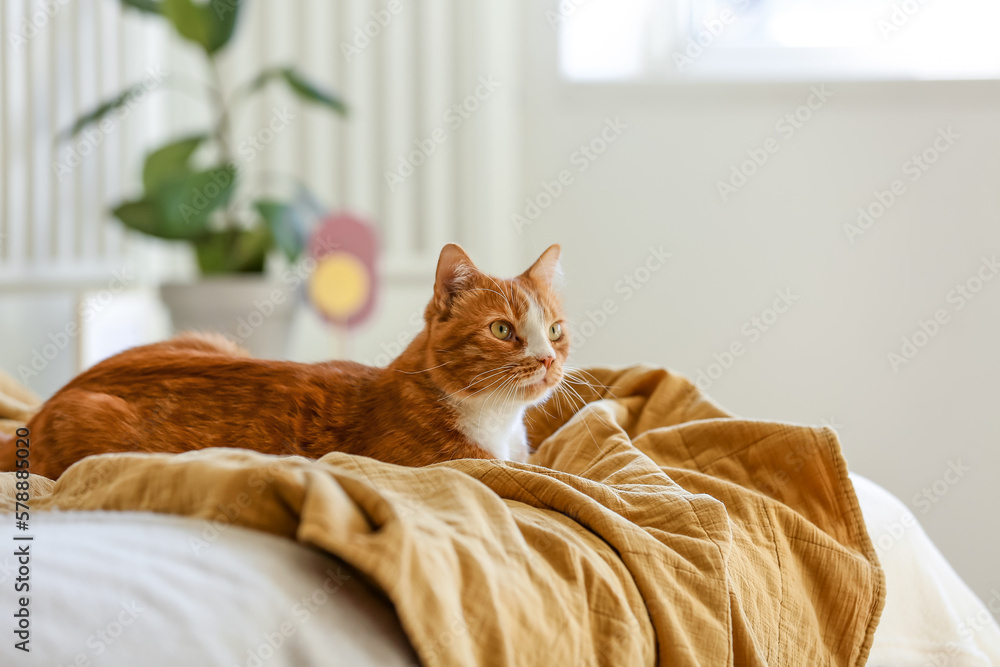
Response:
[[308, 252, 371, 319], [306, 211, 379, 329]]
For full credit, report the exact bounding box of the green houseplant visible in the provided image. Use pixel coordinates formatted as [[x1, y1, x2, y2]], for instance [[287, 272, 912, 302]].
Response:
[[64, 0, 347, 357], [66, 0, 346, 274]]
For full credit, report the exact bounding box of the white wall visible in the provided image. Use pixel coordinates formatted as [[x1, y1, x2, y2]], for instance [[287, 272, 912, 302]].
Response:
[[517, 7, 1000, 603]]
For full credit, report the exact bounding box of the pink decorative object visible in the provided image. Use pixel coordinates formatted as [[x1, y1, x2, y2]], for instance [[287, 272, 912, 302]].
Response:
[[307, 212, 379, 330]]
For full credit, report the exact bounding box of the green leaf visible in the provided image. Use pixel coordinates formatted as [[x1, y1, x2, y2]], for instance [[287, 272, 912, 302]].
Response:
[[281, 69, 348, 114], [114, 164, 237, 242], [204, 0, 240, 54], [114, 190, 208, 241], [59, 83, 149, 140], [231, 224, 272, 272], [254, 199, 303, 261], [240, 68, 281, 97], [242, 67, 348, 115], [112, 199, 165, 237], [194, 227, 270, 274], [193, 231, 233, 273], [161, 0, 211, 50], [193, 231, 230, 273], [156, 164, 238, 234], [120, 0, 161, 14], [142, 135, 207, 193], [161, 0, 240, 54]]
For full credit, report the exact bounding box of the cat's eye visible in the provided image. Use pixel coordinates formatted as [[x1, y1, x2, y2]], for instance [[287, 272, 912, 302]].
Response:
[[548, 323, 563, 341], [490, 320, 513, 340]]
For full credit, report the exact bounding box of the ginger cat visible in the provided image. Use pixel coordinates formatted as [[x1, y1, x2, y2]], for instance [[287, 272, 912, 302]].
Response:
[[2, 244, 569, 479]]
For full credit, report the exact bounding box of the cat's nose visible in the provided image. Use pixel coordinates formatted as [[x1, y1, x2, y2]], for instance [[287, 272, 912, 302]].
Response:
[[537, 355, 555, 370]]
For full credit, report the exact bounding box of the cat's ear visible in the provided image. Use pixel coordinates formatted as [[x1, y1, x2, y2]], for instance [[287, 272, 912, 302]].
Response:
[[433, 243, 478, 309], [524, 244, 562, 285]]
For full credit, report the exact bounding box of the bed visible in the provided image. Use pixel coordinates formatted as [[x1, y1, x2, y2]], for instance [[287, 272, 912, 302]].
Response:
[[1, 365, 998, 666]]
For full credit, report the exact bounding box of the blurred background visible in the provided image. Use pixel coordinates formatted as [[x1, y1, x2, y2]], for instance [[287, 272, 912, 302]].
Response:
[[1, 0, 998, 603]]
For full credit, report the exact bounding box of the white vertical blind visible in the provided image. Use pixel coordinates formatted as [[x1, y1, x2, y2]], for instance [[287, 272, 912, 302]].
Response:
[[420, 0, 455, 257], [0, 0, 164, 284], [2, 1, 29, 276], [381, 0, 416, 262], [341, 0, 380, 234]]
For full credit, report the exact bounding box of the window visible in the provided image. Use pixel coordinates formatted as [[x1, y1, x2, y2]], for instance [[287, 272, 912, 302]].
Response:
[[558, 0, 1000, 82]]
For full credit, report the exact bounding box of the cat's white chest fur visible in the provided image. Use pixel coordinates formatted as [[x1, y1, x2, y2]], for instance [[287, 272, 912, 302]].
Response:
[[450, 396, 530, 463]]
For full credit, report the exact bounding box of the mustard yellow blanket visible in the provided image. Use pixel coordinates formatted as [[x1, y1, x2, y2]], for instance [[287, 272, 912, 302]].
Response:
[[0, 366, 883, 666]]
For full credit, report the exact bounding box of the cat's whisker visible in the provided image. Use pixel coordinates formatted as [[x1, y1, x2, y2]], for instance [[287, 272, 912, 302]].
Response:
[[559, 376, 601, 405], [556, 383, 606, 447], [495, 376, 519, 412], [450, 377, 507, 406], [562, 382, 593, 412], [503, 377, 528, 429], [476, 373, 519, 432], [440, 365, 516, 403], [566, 375, 616, 398], [554, 382, 607, 453], [554, 378, 583, 407], [561, 368, 595, 382], [562, 366, 619, 399], [558, 391, 586, 418], [464, 287, 510, 304], [562, 380, 617, 433], [545, 379, 574, 420], [528, 399, 555, 422], [394, 361, 451, 375], [497, 374, 520, 419], [463, 365, 514, 386], [515, 288, 529, 314], [450, 368, 515, 405], [484, 276, 513, 313], [562, 375, 604, 400], [481, 373, 516, 407], [552, 383, 583, 417], [554, 389, 565, 419]]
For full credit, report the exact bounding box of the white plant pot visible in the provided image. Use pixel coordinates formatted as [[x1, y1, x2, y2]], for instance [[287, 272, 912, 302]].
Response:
[[159, 277, 297, 359]]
